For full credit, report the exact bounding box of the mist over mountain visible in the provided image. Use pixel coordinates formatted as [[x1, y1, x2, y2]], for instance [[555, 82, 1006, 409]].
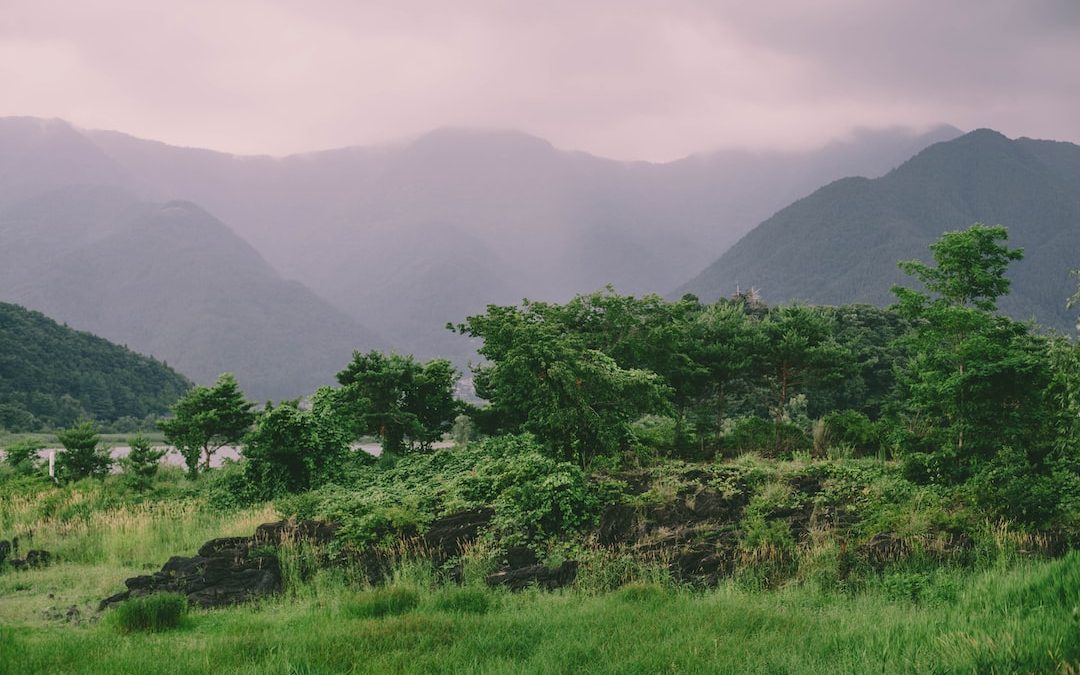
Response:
[[678, 129, 1080, 333], [0, 186, 383, 400], [0, 116, 962, 374]]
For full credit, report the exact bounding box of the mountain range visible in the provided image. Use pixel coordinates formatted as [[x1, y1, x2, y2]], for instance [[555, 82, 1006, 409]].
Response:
[[0, 116, 962, 397], [678, 129, 1080, 333]]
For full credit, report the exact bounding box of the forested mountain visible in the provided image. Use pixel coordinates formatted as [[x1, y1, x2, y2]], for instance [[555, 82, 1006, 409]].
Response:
[[0, 116, 959, 365], [0, 301, 192, 431], [0, 188, 383, 400], [678, 130, 1080, 333]]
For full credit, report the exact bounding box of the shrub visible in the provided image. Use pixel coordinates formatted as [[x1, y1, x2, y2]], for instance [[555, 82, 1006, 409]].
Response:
[[56, 421, 112, 481], [721, 417, 810, 458], [343, 587, 419, 619], [822, 410, 879, 457], [120, 434, 166, 489], [433, 587, 494, 614], [110, 593, 188, 633], [3, 440, 44, 475]]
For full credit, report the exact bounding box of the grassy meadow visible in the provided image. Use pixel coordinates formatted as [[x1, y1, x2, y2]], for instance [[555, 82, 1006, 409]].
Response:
[[1, 460, 1077, 675]]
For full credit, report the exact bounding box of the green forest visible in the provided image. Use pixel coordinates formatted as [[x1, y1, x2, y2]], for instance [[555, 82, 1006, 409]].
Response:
[[0, 302, 191, 432], [1, 225, 1078, 673]]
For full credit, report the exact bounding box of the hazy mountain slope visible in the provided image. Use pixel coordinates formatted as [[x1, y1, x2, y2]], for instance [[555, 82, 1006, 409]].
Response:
[[0, 301, 191, 431], [678, 130, 1080, 332], [74, 122, 961, 357], [0, 118, 130, 209], [0, 190, 383, 400]]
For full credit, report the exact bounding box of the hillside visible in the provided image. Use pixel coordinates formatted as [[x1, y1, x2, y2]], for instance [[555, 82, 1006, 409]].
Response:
[[78, 120, 958, 359], [0, 116, 961, 367], [0, 302, 191, 431], [678, 130, 1080, 333], [0, 189, 384, 400]]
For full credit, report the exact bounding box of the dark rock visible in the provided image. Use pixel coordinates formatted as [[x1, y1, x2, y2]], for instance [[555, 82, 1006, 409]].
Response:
[[486, 561, 578, 591], [599, 503, 639, 546], [198, 536, 251, 559], [504, 546, 538, 569], [254, 519, 338, 547], [100, 519, 336, 610], [859, 531, 910, 567], [423, 508, 494, 558], [8, 549, 52, 570]]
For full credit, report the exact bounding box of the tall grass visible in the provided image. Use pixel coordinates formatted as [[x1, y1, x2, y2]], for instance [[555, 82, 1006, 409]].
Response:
[[1, 553, 1076, 674]]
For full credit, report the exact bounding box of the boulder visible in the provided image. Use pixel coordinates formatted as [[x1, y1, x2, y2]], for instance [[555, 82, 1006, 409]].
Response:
[[486, 561, 578, 591], [100, 519, 336, 610]]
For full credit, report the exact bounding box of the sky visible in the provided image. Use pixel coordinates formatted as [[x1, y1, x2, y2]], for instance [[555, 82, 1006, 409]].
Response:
[[1, 0, 1078, 161]]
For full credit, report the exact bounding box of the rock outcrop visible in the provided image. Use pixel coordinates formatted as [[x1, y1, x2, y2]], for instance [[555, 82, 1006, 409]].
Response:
[[100, 519, 337, 610]]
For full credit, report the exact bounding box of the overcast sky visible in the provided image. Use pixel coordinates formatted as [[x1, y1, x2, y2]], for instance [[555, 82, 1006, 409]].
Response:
[[1, 0, 1077, 161]]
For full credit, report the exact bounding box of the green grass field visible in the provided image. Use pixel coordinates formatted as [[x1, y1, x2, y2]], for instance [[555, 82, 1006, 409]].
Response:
[[1, 479, 1077, 674]]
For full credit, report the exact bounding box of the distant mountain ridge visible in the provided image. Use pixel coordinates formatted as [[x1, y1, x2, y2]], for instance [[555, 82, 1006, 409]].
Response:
[[677, 129, 1080, 333], [0, 186, 383, 400], [0, 115, 963, 378], [0, 301, 192, 431]]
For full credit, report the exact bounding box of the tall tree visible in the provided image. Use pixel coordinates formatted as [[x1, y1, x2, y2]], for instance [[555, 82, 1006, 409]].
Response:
[[56, 420, 112, 481], [336, 351, 459, 455], [158, 373, 254, 476], [890, 224, 1050, 480], [455, 300, 670, 466]]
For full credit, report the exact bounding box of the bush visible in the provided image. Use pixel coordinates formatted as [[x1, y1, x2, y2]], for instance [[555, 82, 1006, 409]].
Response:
[[56, 421, 112, 481], [120, 434, 166, 489], [822, 410, 879, 457], [3, 440, 44, 475], [433, 587, 494, 614], [721, 417, 810, 458], [343, 588, 419, 619], [110, 593, 188, 633]]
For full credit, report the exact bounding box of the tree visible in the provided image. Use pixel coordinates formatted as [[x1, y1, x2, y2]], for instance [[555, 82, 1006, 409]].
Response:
[[3, 439, 44, 475], [757, 305, 850, 424], [889, 224, 1050, 481], [56, 420, 112, 481], [120, 434, 166, 489], [242, 387, 353, 498], [455, 300, 670, 466], [336, 352, 459, 455], [158, 373, 254, 477]]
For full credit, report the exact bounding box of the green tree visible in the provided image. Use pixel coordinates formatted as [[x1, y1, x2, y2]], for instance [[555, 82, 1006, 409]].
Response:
[[158, 373, 254, 477], [455, 301, 670, 466], [3, 439, 44, 475], [56, 420, 112, 480], [120, 434, 166, 489], [890, 224, 1050, 481], [758, 305, 850, 424], [242, 388, 353, 498], [336, 352, 459, 455]]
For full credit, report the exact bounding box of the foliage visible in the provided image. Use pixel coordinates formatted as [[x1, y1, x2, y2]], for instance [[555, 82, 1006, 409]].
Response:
[[56, 420, 112, 481], [890, 225, 1053, 481], [336, 351, 459, 454], [2, 439, 44, 476], [720, 416, 810, 458], [342, 588, 419, 619], [242, 388, 353, 499], [821, 410, 879, 457], [0, 302, 192, 432], [108, 593, 188, 633], [454, 297, 671, 466], [119, 434, 166, 489], [158, 373, 254, 477]]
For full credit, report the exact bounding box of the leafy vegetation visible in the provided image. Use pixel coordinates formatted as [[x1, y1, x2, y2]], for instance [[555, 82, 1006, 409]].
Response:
[[0, 302, 191, 432], [158, 373, 255, 477], [108, 593, 188, 633], [0, 224, 1077, 673]]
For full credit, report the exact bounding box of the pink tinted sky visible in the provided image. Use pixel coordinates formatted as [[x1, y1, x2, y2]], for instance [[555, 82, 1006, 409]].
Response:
[[1, 0, 1077, 160]]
